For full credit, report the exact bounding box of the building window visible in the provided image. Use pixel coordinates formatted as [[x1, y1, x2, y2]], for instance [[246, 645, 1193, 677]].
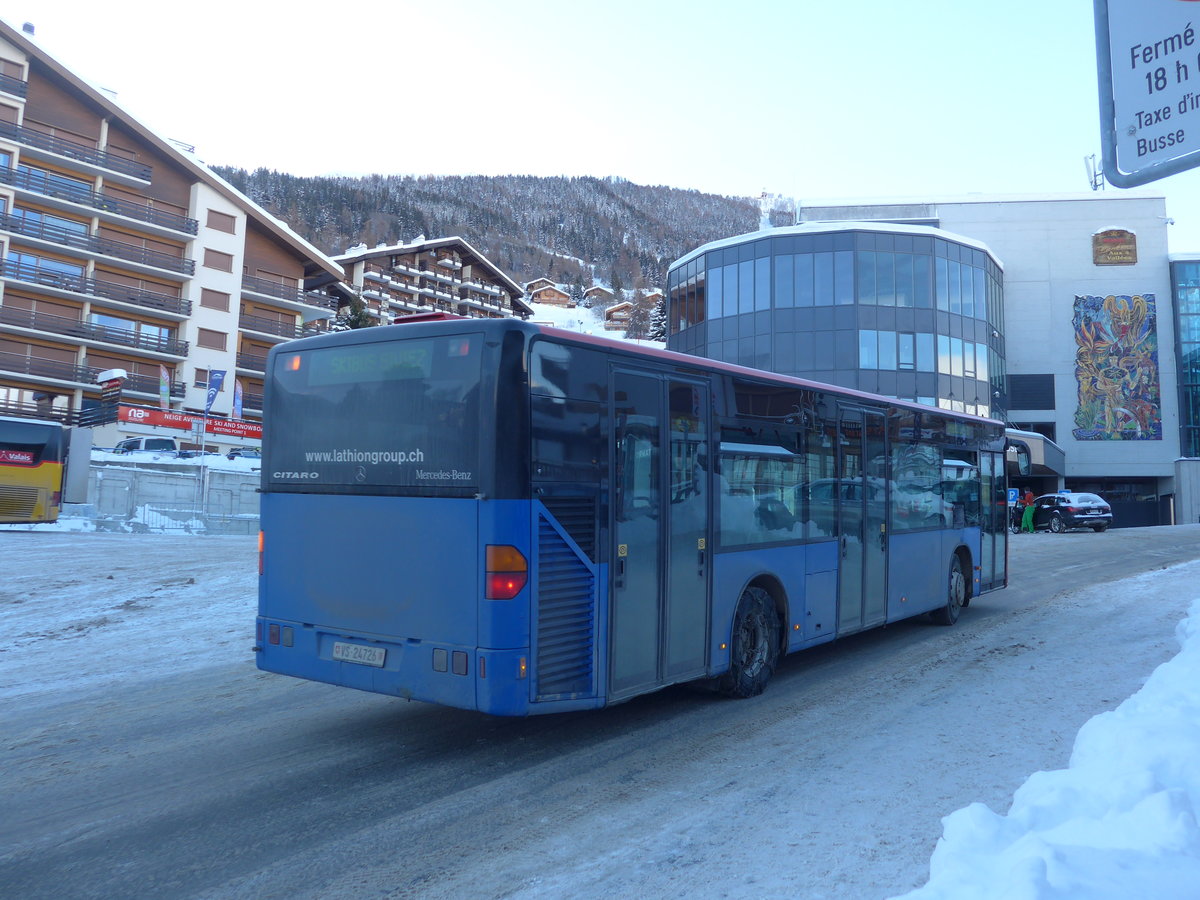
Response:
[[15, 207, 88, 236], [8, 250, 85, 279], [859, 330, 878, 368], [878, 329, 897, 369], [1008, 374, 1056, 410], [17, 163, 91, 200], [193, 367, 226, 389], [206, 209, 236, 234], [89, 311, 134, 333], [140, 322, 171, 343], [200, 288, 230, 311], [858, 330, 901, 370], [917, 333, 935, 372], [203, 248, 234, 272], [197, 328, 227, 350]]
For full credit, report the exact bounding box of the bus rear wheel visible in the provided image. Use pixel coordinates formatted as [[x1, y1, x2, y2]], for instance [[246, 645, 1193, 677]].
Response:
[[719, 586, 781, 698], [931, 554, 967, 626]]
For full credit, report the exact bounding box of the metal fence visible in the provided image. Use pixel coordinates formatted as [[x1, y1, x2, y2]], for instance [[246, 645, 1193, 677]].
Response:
[[75, 460, 260, 534]]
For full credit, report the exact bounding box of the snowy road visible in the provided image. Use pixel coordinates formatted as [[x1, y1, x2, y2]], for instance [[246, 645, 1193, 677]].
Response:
[[1, 527, 1197, 899]]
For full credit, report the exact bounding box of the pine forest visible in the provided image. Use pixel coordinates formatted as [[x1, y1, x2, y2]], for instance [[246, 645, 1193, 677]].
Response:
[[212, 168, 765, 291]]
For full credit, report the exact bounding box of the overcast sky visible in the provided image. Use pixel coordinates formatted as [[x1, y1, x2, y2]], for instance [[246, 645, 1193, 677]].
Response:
[[7, 0, 1200, 251]]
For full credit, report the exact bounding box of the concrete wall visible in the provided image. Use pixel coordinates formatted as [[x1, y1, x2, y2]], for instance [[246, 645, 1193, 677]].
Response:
[[1175, 459, 1200, 525]]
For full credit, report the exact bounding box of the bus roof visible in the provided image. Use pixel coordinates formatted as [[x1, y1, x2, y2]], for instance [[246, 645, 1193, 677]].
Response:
[[0, 415, 66, 431]]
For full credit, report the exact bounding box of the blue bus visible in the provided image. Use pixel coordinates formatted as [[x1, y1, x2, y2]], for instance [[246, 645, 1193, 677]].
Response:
[[256, 316, 1007, 715]]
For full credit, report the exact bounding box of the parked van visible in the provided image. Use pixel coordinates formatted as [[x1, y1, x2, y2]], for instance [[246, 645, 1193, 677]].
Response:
[[114, 436, 180, 454]]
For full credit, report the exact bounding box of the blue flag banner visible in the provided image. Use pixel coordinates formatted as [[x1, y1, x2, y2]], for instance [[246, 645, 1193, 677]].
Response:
[[233, 379, 243, 419], [205, 369, 226, 414]]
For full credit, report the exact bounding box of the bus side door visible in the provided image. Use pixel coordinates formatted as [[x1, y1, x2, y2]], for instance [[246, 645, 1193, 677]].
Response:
[[836, 406, 887, 633], [610, 371, 710, 698]]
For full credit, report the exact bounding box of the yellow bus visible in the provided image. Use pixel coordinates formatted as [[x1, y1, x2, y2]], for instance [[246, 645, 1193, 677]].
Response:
[[0, 415, 68, 524]]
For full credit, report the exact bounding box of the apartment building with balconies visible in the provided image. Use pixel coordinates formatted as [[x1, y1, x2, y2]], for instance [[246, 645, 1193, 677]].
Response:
[[321, 237, 532, 324], [0, 20, 343, 447]]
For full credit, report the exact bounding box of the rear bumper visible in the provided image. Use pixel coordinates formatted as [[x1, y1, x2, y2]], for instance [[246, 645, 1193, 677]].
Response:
[[255, 617, 535, 715], [1062, 515, 1113, 529]]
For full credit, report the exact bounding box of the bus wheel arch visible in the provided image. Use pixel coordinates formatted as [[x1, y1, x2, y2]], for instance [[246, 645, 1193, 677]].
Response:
[[718, 576, 785, 698], [931, 547, 971, 625], [956, 546, 974, 608]]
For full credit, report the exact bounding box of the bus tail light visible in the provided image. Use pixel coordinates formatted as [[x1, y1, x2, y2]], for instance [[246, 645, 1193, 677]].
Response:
[[485, 544, 527, 599], [258, 531, 264, 575]]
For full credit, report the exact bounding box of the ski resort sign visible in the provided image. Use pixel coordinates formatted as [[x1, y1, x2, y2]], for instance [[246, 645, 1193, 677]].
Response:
[[1095, 0, 1200, 186]]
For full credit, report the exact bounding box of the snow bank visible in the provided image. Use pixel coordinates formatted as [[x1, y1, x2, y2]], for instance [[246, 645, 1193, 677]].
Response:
[[896, 587, 1200, 899], [524, 298, 664, 347], [88, 449, 262, 473]]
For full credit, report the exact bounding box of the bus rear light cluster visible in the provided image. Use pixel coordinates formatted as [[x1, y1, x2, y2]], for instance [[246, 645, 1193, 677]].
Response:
[[265, 624, 293, 647], [485, 544, 528, 599]]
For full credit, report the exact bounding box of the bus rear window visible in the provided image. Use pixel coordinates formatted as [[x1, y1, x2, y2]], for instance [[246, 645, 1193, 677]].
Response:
[[267, 334, 482, 493], [0, 421, 63, 466]]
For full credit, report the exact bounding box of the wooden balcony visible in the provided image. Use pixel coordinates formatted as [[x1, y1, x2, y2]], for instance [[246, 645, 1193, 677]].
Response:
[[0, 305, 189, 357], [0, 120, 151, 181]]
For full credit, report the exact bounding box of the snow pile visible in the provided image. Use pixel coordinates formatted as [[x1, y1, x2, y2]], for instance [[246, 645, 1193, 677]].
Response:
[[88, 449, 262, 473], [524, 299, 664, 347], [897, 590, 1200, 900], [524, 299, 608, 336]]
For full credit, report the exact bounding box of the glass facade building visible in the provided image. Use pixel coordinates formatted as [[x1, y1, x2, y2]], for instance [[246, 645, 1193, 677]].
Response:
[[667, 224, 1006, 419], [1171, 260, 1200, 457]]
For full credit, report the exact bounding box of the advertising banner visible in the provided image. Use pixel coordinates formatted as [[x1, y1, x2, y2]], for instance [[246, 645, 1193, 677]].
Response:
[[159, 365, 170, 409], [205, 370, 226, 415], [118, 405, 263, 440]]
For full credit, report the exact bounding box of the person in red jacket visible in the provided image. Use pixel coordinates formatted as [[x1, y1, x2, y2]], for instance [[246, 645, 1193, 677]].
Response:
[[1020, 489, 1036, 533]]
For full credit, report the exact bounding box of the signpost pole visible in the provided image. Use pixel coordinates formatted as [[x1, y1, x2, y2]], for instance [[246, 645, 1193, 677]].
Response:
[[191, 419, 206, 516]]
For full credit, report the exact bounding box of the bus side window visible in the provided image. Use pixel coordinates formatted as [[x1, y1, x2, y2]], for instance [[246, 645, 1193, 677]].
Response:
[[719, 444, 803, 546], [618, 431, 658, 519]]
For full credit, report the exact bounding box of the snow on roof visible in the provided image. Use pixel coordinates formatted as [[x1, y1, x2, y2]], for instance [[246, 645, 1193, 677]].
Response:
[[799, 191, 1167, 208], [333, 236, 524, 298], [672, 221, 1002, 271]]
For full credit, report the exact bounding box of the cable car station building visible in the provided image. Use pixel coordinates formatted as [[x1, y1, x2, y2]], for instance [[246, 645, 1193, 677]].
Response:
[[667, 194, 1200, 526]]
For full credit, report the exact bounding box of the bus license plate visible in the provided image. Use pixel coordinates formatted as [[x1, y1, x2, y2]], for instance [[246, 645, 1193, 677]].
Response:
[[332, 641, 386, 667]]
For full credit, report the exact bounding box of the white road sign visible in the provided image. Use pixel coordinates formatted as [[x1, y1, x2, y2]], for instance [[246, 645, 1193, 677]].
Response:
[[1095, 0, 1200, 186]]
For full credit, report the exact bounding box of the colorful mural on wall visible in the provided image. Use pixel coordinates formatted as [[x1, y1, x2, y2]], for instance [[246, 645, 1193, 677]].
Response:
[[1073, 293, 1161, 441]]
